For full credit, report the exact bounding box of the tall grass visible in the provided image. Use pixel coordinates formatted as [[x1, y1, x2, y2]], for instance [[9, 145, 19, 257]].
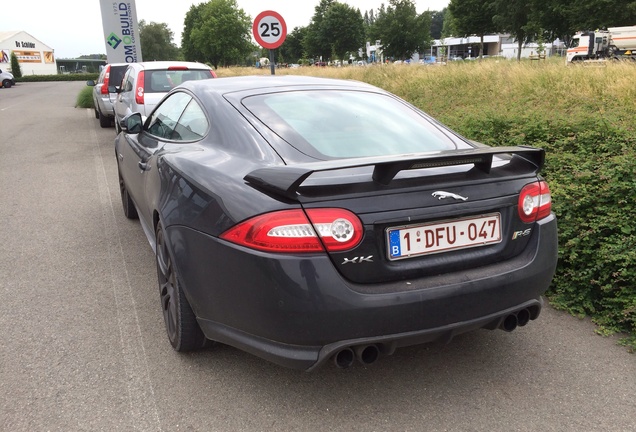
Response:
[[76, 85, 94, 109], [217, 59, 636, 136]]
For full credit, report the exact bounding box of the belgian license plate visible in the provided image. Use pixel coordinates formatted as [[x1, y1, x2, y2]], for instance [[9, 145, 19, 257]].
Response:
[[387, 213, 502, 260]]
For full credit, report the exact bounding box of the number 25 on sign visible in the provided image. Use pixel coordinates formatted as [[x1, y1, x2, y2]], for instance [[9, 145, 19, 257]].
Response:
[[253, 11, 287, 49]]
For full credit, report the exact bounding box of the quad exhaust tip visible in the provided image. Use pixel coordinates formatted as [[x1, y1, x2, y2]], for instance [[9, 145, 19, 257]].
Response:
[[332, 307, 540, 368], [333, 344, 380, 368], [500, 307, 537, 332], [355, 344, 380, 365], [333, 347, 355, 369]]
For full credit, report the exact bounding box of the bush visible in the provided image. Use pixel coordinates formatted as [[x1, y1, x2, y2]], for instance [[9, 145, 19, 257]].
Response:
[[543, 122, 636, 349], [76, 85, 94, 109], [454, 113, 636, 350], [18, 73, 99, 83]]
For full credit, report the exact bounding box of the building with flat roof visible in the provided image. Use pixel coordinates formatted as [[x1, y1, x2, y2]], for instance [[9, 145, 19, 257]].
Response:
[[431, 34, 562, 60], [0, 31, 57, 75]]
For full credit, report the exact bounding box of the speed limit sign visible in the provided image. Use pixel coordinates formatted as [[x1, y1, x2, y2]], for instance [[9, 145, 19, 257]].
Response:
[[252, 11, 287, 49]]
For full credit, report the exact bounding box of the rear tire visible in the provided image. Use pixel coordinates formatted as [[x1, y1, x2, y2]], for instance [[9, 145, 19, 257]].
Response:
[[118, 170, 138, 219], [99, 110, 111, 128], [2, 80, 12, 88], [155, 222, 209, 351], [94, 107, 100, 119]]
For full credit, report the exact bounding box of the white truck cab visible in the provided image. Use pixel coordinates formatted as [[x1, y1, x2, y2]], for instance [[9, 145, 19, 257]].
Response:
[[567, 26, 636, 63], [0, 69, 16, 88]]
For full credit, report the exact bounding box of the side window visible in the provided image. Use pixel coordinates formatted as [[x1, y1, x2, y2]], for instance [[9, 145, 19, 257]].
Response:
[[120, 68, 132, 92], [172, 100, 208, 141], [146, 92, 192, 140], [98, 67, 107, 84]]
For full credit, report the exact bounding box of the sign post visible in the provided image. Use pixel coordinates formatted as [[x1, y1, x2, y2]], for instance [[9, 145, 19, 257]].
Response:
[[252, 11, 287, 75]]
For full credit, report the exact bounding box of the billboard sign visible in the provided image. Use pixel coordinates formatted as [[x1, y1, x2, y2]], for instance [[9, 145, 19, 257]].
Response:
[[13, 51, 42, 63], [99, 1, 143, 63]]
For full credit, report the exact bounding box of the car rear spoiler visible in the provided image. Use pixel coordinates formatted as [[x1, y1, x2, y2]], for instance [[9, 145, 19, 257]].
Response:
[[245, 146, 545, 200]]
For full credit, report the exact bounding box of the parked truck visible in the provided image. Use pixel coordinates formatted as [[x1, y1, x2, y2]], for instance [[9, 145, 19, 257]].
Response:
[[567, 26, 636, 63], [0, 68, 15, 88]]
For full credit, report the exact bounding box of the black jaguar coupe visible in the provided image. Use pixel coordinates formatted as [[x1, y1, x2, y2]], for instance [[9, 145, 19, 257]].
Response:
[[115, 75, 558, 370]]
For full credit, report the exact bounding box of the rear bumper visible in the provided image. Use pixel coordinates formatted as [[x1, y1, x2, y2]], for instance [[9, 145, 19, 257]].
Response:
[[97, 96, 115, 117], [197, 298, 544, 371], [169, 215, 558, 370]]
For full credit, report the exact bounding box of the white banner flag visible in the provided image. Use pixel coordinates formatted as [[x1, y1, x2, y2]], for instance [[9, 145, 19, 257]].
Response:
[[99, 1, 143, 63]]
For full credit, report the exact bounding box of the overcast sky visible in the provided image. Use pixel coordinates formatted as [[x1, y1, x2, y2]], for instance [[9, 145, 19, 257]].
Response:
[[0, 0, 449, 59]]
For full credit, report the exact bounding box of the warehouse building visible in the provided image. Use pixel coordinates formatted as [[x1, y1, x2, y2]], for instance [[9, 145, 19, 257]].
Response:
[[431, 34, 563, 60], [0, 31, 57, 75]]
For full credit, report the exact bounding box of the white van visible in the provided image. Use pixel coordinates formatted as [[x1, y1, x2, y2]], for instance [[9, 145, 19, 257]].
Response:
[[0, 69, 16, 88]]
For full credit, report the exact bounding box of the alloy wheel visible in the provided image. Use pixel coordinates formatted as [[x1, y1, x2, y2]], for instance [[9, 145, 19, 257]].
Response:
[[156, 226, 178, 345]]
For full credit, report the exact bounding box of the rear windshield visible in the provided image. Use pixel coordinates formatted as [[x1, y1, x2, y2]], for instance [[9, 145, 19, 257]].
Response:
[[145, 69, 213, 93], [242, 90, 462, 158], [109, 65, 128, 88]]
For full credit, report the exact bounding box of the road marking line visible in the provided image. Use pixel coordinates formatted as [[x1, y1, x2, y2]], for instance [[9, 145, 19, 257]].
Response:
[[88, 109, 162, 431]]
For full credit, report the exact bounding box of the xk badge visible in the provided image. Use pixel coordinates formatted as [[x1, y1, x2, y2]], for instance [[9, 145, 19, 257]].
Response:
[[341, 256, 374, 265]]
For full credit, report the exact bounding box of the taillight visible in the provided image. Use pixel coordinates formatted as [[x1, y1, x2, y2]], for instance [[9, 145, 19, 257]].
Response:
[[135, 70, 145, 104], [101, 65, 111, 95], [220, 209, 363, 253], [518, 181, 552, 223]]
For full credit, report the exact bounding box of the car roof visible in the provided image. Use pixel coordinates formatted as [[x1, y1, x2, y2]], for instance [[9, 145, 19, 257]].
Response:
[[134, 61, 211, 71], [177, 75, 379, 97]]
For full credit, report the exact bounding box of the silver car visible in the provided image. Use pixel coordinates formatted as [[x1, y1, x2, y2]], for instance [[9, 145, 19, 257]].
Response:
[[113, 61, 216, 133], [87, 63, 128, 128]]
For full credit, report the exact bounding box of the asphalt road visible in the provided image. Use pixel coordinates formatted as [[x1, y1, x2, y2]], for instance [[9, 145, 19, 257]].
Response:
[[1, 81, 634, 432]]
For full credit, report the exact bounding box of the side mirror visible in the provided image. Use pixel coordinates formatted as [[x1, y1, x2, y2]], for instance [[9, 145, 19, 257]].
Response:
[[86, 80, 96, 86], [122, 113, 143, 134], [108, 85, 117, 93]]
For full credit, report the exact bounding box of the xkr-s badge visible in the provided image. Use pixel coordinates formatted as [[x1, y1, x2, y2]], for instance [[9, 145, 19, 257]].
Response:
[[512, 228, 532, 240]]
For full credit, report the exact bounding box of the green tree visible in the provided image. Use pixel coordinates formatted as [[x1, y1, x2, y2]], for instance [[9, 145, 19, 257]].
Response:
[[304, 0, 336, 61], [542, 0, 634, 43], [181, 3, 207, 62], [182, 0, 252, 68], [280, 26, 308, 63], [441, 7, 457, 38], [322, 3, 365, 61], [493, 0, 537, 61], [533, 0, 574, 44], [367, 4, 387, 43], [430, 9, 446, 40], [79, 54, 106, 60], [10, 52, 22, 78], [139, 20, 181, 61], [448, 0, 500, 58], [566, 0, 636, 30], [373, 0, 431, 60]]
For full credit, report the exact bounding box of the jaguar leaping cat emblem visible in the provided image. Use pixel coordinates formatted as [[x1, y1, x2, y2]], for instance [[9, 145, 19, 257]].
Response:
[[432, 191, 468, 201]]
